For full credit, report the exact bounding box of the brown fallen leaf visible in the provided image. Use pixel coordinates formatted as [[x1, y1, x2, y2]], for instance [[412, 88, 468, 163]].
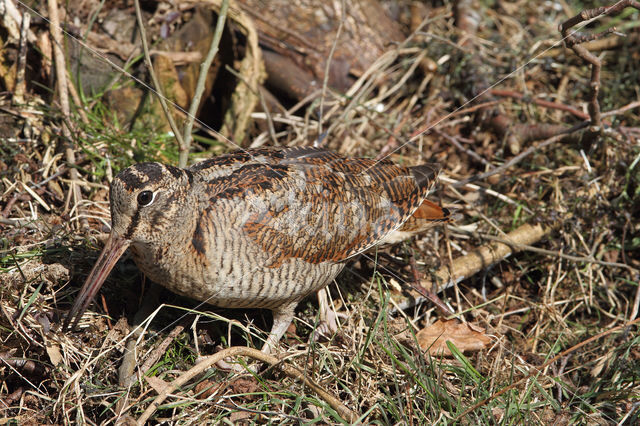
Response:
[[417, 319, 491, 356], [145, 376, 170, 395], [194, 379, 221, 399], [45, 339, 62, 366]]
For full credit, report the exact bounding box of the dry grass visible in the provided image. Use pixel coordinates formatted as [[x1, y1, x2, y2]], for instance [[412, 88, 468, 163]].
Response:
[[1, 0, 639, 424]]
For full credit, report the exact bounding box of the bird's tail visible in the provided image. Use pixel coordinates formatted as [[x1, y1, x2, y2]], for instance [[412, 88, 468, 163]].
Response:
[[380, 199, 452, 245], [400, 199, 452, 232]]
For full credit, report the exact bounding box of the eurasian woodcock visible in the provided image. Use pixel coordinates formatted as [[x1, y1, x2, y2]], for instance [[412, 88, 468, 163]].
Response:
[[64, 146, 450, 353]]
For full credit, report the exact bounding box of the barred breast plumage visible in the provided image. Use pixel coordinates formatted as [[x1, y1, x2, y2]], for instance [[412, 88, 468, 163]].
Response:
[[64, 146, 450, 353]]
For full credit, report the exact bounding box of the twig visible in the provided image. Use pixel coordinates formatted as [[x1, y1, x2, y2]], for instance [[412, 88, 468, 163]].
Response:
[[489, 89, 590, 120], [316, 0, 345, 146], [559, 0, 640, 134], [434, 129, 492, 167], [454, 317, 640, 420], [440, 176, 532, 212], [136, 346, 357, 424], [541, 32, 640, 58], [455, 228, 638, 273], [139, 324, 185, 376], [408, 102, 501, 143], [375, 114, 410, 160], [602, 100, 640, 118], [133, 0, 185, 160], [453, 125, 587, 187], [66, 69, 89, 124], [224, 64, 279, 147], [180, 0, 229, 168], [408, 253, 453, 316], [2, 0, 36, 43], [47, 0, 86, 229]]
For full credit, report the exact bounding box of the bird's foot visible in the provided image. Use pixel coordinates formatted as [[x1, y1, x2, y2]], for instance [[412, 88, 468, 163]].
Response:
[[313, 287, 346, 343]]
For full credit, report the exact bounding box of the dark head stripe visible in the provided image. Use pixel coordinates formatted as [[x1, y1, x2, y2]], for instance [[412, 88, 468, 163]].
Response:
[[124, 208, 141, 239], [117, 163, 165, 190]]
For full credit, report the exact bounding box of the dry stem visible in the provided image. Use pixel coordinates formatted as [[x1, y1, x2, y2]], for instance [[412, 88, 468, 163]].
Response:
[[428, 223, 553, 293], [133, 0, 186, 159], [180, 0, 230, 167]]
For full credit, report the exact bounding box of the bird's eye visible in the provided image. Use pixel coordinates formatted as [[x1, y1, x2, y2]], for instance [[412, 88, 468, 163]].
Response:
[[137, 190, 154, 206]]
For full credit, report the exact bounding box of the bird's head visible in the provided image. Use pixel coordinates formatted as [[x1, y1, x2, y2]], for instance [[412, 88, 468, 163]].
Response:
[[63, 162, 193, 331]]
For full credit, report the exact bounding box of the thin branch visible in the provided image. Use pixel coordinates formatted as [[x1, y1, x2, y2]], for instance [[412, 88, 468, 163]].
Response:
[[133, 0, 185, 160], [455, 228, 638, 273], [180, 0, 229, 168], [316, 0, 345, 147], [453, 127, 586, 187], [602, 100, 640, 118], [426, 223, 553, 293], [559, 0, 640, 131], [489, 89, 590, 120]]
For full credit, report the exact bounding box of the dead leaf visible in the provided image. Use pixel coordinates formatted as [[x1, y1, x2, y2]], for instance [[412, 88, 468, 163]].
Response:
[[45, 340, 62, 366], [195, 379, 221, 400], [228, 377, 261, 395], [417, 319, 491, 356], [230, 410, 253, 422], [145, 375, 169, 394]]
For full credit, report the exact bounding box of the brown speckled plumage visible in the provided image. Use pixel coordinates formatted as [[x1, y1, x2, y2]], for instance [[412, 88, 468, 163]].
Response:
[[64, 147, 450, 352]]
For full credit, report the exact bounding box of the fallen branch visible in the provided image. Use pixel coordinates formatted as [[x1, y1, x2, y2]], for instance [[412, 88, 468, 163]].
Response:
[[428, 222, 552, 293], [136, 346, 357, 424]]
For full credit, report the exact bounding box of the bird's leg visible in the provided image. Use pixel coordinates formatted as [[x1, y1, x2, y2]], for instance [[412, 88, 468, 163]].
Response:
[[215, 304, 296, 372], [313, 287, 341, 342], [263, 303, 296, 355]]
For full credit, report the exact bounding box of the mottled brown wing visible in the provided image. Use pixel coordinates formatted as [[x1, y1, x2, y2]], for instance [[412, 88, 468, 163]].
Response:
[[196, 147, 439, 267]]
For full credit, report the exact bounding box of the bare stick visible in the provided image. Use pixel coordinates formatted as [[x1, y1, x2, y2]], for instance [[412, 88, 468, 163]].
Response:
[[136, 346, 357, 424], [139, 325, 185, 376], [475, 233, 637, 272], [427, 223, 552, 293], [180, 0, 229, 168], [602, 100, 640, 118], [489, 89, 590, 121], [133, 0, 185, 159]]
